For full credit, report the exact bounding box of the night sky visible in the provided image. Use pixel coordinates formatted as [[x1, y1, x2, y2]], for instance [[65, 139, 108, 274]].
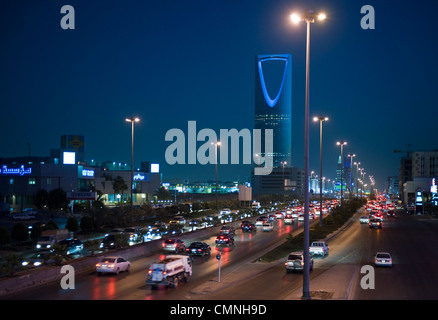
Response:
[[1, 0, 437, 191]]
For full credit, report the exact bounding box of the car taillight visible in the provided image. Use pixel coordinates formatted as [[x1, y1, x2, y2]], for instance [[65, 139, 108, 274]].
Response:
[[198, 249, 202, 251], [148, 270, 152, 274], [174, 243, 177, 247], [96, 263, 101, 267], [162, 243, 165, 247]]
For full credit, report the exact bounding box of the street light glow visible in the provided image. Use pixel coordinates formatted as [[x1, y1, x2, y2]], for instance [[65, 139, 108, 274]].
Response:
[[290, 13, 301, 24], [318, 13, 327, 21]]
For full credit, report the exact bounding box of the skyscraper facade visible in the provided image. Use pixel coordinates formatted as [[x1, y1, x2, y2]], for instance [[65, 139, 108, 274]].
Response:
[[253, 54, 298, 197], [254, 54, 292, 168]]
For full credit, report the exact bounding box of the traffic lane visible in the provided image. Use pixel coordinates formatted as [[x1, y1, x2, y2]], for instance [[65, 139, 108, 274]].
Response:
[[202, 214, 364, 300], [354, 214, 438, 299], [2, 218, 300, 299]]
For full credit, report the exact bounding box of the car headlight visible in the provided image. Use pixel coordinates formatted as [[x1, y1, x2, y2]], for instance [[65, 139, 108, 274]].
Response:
[[34, 261, 42, 267], [22, 261, 29, 266], [36, 244, 41, 249]]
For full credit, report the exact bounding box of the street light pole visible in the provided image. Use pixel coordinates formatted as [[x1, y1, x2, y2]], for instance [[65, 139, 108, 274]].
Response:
[[212, 142, 221, 210], [337, 141, 347, 205], [125, 117, 140, 207], [313, 116, 328, 227], [290, 9, 326, 300]]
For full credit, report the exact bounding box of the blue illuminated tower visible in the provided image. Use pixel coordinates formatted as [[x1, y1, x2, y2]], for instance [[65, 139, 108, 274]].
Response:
[[255, 54, 292, 168], [253, 54, 296, 198]]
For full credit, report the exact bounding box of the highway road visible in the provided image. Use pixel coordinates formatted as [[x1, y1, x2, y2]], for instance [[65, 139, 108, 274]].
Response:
[[1, 216, 303, 300], [202, 212, 438, 300], [4, 210, 438, 300]]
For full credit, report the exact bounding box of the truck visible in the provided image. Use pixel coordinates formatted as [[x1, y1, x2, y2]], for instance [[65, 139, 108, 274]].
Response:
[[146, 255, 192, 288], [36, 229, 71, 250], [309, 241, 329, 256]]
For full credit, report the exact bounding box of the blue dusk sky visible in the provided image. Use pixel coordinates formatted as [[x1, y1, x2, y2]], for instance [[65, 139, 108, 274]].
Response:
[[1, 0, 437, 191]]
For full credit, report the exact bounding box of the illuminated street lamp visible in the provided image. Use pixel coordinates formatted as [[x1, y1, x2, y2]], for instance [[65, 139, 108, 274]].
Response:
[[125, 117, 140, 207], [313, 116, 328, 227], [337, 141, 347, 205], [290, 9, 326, 300]]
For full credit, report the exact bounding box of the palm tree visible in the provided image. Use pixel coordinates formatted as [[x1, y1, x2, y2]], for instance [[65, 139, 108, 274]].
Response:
[[1, 253, 23, 276], [113, 176, 128, 203]]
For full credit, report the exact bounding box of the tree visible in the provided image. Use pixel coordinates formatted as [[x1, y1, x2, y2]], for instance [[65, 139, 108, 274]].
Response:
[[80, 215, 94, 233], [1, 253, 23, 276], [155, 186, 171, 200], [84, 239, 101, 256], [65, 217, 79, 233], [0, 227, 11, 246], [34, 189, 49, 209], [47, 243, 72, 266], [113, 176, 128, 202], [48, 188, 67, 210], [11, 223, 28, 242]]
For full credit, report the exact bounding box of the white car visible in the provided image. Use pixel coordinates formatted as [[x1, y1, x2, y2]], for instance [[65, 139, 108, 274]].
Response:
[[374, 252, 392, 267], [360, 216, 369, 224], [96, 256, 131, 275], [261, 222, 274, 232]]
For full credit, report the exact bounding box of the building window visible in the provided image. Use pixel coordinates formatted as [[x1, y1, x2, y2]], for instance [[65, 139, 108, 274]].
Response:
[[28, 178, 36, 185], [9, 178, 14, 185], [47, 178, 52, 185]]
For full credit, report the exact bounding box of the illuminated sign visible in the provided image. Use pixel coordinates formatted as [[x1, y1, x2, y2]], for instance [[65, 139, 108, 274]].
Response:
[[81, 169, 94, 177], [133, 173, 145, 181], [151, 163, 160, 173], [0, 165, 32, 176], [257, 55, 290, 108], [63, 152, 76, 165], [431, 178, 437, 194]]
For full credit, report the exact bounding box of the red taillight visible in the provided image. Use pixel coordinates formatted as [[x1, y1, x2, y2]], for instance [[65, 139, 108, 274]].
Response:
[[96, 263, 101, 267], [174, 243, 177, 248], [162, 243, 165, 247]]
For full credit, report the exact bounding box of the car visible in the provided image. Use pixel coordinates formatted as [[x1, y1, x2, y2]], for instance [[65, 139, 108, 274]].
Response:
[[220, 225, 235, 235], [285, 252, 313, 273], [58, 238, 83, 255], [268, 214, 277, 221], [255, 216, 268, 226], [162, 238, 185, 253], [21, 250, 54, 268], [215, 233, 234, 246], [360, 216, 369, 224], [369, 218, 383, 229], [275, 211, 285, 219], [374, 252, 393, 267], [284, 214, 294, 225], [241, 222, 257, 232], [99, 234, 117, 250], [387, 210, 395, 218], [261, 222, 274, 232], [11, 212, 33, 220], [186, 241, 211, 256], [96, 256, 131, 275], [169, 215, 186, 225]]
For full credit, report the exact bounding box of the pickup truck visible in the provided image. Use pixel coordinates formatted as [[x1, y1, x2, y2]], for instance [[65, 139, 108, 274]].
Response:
[[309, 241, 329, 256]]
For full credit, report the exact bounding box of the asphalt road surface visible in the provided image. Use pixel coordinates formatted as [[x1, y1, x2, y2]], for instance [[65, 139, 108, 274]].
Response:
[[3, 211, 438, 300]]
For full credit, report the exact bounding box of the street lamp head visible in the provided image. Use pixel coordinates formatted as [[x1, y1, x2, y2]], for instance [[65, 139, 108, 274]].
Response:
[[337, 141, 347, 146], [126, 117, 141, 123], [317, 13, 327, 21], [290, 13, 302, 24], [291, 11, 327, 23], [313, 116, 329, 122]]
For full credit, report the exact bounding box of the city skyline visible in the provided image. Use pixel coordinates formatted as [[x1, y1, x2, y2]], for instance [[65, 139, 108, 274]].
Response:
[[1, 1, 438, 192]]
